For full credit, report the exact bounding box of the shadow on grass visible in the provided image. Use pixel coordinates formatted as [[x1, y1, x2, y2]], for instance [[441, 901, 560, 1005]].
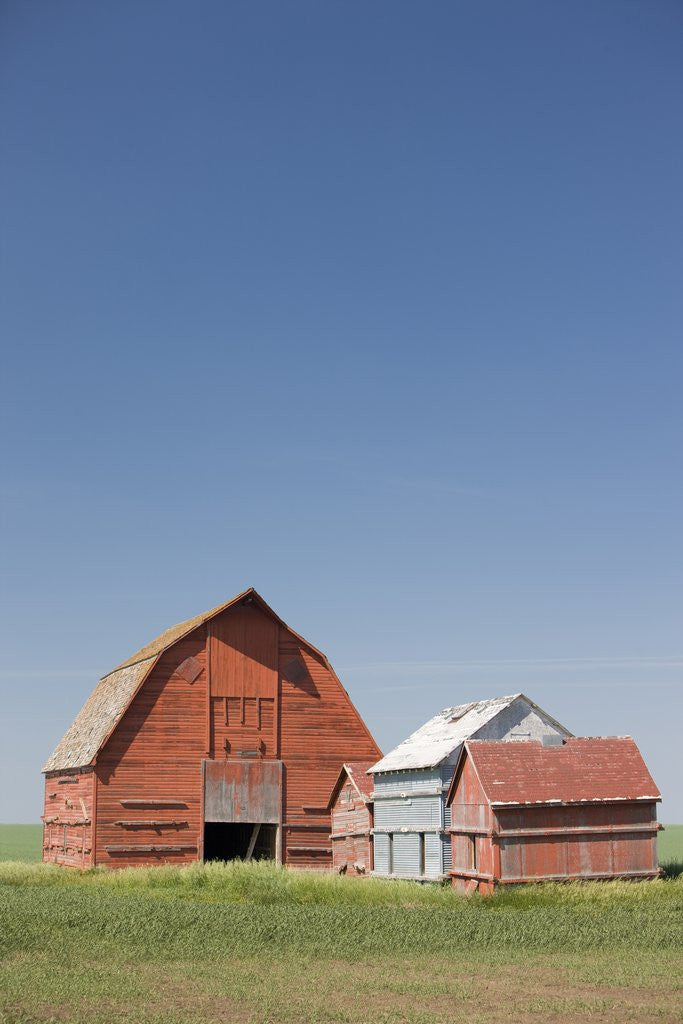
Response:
[[660, 860, 683, 879]]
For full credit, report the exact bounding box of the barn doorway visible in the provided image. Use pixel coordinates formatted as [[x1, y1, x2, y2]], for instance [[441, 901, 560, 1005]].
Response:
[[203, 822, 277, 862]]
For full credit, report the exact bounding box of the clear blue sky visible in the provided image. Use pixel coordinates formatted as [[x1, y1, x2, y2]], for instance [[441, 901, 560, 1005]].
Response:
[[1, 1, 681, 823]]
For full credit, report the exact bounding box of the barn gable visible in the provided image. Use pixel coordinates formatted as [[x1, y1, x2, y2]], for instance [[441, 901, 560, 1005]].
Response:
[[327, 761, 375, 811], [43, 587, 359, 774], [327, 761, 376, 876], [42, 588, 381, 870], [369, 693, 571, 774]]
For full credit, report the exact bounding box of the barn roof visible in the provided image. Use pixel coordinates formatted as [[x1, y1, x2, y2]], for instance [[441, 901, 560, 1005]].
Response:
[[369, 693, 568, 774], [327, 761, 376, 810], [42, 658, 157, 773], [453, 737, 661, 806], [43, 587, 327, 774]]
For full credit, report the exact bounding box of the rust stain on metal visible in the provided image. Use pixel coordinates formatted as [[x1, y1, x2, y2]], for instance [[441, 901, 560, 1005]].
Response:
[[447, 737, 661, 892], [204, 758, 283, 824]]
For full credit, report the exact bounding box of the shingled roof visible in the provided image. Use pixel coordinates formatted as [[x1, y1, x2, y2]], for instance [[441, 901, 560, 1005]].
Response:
[[43, 587, 326, 774], [452, 736, 661, 806]]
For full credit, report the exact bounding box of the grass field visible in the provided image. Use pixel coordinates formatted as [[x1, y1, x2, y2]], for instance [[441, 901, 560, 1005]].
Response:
[[659, 824, 683, 866], [0, 826, 43, 865], [1, 852, 682, 1024]]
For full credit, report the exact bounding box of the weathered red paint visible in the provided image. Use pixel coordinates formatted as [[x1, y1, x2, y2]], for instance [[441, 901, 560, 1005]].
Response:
[[327, 762, 375, 876], [42, 769, 94, 867], [446, 737, 661, 893], [43, 590, 381, 869]]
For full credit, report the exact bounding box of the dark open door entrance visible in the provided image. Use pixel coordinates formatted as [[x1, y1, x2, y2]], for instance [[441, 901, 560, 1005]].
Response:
[[203, 822, 277, 862], [203, 759, 282, 863]]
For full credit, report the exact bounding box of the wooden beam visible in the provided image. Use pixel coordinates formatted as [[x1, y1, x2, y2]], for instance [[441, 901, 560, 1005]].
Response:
[[245, 823, 261, 862], [205, 621, 212, 757]]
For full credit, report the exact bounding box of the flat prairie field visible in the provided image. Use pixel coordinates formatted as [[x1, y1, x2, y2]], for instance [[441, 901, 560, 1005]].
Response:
[[0, 860, 681, 1024], [0, 825, 42, 864], [660, 824, 683, 864]]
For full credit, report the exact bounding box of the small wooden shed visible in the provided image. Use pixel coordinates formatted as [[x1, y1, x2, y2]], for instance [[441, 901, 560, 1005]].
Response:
[[327, 761, 375, 875], [42, 588, 381, 869], [446, 736, 661, 893]]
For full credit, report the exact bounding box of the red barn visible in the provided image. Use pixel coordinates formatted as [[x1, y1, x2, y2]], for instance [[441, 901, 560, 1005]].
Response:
[[446, 737, 661, 893], [327, 761, 375, 876], [42, 588, 381, 869]]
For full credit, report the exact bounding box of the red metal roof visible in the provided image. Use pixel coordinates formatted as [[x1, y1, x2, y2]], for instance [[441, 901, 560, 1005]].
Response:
[[463, 737, 660, 805]]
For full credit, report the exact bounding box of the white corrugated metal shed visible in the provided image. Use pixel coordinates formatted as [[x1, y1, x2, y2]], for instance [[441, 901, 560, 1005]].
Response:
[[369, 693, 569, 773]]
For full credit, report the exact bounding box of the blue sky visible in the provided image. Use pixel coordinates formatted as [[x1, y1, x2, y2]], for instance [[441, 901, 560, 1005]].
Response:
[[1, 1, 681, 823]]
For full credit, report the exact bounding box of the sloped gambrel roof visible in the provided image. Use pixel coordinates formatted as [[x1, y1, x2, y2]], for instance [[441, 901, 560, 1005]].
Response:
[[368, 693, 571, 774], [43, 587, 332, 774]]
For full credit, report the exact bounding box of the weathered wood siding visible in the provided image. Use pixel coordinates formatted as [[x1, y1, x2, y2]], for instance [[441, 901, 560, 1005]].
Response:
[[279, 631, 380, 868], [210, 605, 278, 699], [330, 780, 373, 875], [449, 754, 495, 893], [95, 632, 207, 867], [42, 769, 94, 867], [88, 601, 380, 869]]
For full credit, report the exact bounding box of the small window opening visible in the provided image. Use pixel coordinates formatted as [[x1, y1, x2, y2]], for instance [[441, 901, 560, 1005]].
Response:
[[387, 833, 394, 874], [468, 834, 477, 871], [418, 833, 426, 877]]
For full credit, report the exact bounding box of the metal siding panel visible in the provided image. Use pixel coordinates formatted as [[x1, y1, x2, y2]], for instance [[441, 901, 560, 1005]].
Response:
[[499, 836, 522, 880], [441, 833, 452, 871], [374, 796, 441, 830], [393, 832, 419, 876], [374, 833, 390, 874], [204, 759, 282, 823], [373, 769, 442, 795], [425, 832, 441, 878], [612, 832, 656, 874]]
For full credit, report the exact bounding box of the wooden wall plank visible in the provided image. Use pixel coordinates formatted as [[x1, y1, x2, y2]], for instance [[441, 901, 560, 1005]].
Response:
[[210, 605, 278, 698], [83, 602, 381, 871]]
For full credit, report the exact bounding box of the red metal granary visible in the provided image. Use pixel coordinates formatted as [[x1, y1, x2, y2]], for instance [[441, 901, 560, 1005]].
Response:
[[446, 736, 661, 893], [327, 762, 375, 875], [42, 588, 381, 869]]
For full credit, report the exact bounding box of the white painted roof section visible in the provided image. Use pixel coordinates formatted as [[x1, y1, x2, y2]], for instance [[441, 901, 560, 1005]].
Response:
[[369, 694, 522, 773]]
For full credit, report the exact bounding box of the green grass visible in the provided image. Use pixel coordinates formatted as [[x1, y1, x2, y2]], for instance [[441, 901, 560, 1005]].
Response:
[[0, 859, 681, 1024], [1, 829, 682, 1022], [0, 825, 42, 864], [660, 823, 683, 863]]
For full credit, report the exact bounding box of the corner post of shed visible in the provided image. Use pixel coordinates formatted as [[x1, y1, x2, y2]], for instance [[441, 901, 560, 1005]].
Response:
[[91, 764, 98, 867]]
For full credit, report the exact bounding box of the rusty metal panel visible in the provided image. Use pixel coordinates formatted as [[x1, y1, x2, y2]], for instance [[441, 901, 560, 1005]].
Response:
[[204, 759, 282, 823], [496, 801, 660, 882]]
